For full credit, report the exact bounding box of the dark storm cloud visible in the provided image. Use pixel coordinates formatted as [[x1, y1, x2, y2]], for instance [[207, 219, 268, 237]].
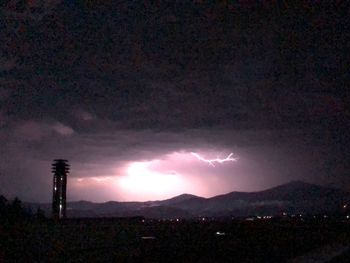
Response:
[[1, 1, 349, 201], [0, 115, 341, 200], [0, 115, 303, 201], [2, 0, 347, 127]]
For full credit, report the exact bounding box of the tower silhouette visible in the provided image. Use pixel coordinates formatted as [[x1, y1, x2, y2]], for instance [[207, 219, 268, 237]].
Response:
[[52, 159, 69, 219]]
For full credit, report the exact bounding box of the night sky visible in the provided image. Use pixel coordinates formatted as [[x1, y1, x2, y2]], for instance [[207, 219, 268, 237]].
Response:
[[1, 1, 349, 202]]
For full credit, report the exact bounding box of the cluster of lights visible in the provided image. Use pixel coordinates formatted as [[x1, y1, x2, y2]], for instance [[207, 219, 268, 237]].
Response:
[[256, 215, 273, 219]]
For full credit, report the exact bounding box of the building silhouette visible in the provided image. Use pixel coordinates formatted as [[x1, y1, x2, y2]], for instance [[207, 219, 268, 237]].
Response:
[[52, 159, 69, 219]]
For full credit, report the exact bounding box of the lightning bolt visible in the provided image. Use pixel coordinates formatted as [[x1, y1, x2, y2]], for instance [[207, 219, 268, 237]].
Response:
[[191, 152, 237, 167]]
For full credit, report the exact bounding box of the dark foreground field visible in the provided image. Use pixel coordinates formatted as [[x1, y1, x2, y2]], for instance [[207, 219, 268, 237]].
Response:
[[1, 218, 350, 262]]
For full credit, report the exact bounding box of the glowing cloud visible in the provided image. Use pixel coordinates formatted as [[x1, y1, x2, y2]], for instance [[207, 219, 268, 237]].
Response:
[[117, 161, 187, 198], [70, 151, 238, 201], [191, 152, 237, 167]]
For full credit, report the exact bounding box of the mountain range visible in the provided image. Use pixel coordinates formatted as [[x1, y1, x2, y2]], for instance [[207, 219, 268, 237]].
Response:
[[27, 181, 350, 219]]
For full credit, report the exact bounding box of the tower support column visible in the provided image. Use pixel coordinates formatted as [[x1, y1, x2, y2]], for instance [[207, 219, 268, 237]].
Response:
[[52, 159, 69, 220]]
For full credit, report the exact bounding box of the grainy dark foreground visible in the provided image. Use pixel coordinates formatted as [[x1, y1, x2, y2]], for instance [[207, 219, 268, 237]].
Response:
[[1, 218, 350, 262]]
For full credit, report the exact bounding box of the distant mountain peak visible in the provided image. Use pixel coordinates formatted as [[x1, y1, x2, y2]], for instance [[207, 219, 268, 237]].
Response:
[[161, 193, 201, 203], [274, 180, 308, 187], [283, 180, 312, 186], [174, 193, 199, 199], [27, 181, 350, 219], [269, 180, 324, 192]]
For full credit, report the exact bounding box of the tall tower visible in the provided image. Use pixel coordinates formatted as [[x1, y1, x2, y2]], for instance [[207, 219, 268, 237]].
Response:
[[52, 159, 69, 219]]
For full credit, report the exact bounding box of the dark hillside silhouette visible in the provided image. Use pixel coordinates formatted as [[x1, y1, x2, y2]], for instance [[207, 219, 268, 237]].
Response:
[[0, 195, 45, 223], [25, 181, 350, 219]]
